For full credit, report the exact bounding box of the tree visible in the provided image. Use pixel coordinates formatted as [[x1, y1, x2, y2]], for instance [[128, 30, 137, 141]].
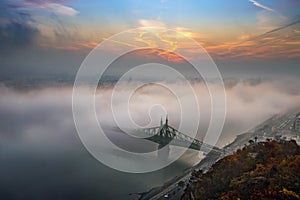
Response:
[[182, 140, 300, 200]]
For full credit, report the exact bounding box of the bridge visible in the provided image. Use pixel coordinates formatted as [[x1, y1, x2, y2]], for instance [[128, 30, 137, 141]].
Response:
[[135, 117, 224, 154]]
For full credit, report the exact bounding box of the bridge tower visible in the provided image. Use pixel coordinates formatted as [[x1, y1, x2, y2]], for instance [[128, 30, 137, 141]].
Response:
[[166, 115, 168, 126], [157, 115, 170, 160]]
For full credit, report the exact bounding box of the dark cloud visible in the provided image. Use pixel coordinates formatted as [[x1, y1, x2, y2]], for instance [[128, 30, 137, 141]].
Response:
[[0, 2, 39, 53], [0, 2, 32, 22], [0, 0, 80, 55], [24, 0, 68, 5], [0, 22, 39, 52]]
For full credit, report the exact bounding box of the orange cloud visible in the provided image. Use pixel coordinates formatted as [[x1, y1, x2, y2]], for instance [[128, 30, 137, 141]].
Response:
[[59, 22, 300, 61]]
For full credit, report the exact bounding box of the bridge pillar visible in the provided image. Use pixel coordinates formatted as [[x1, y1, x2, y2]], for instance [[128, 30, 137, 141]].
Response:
[[157, 144, 170, 161]]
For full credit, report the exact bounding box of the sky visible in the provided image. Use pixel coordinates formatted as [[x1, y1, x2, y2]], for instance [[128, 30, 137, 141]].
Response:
[[1, 1, 300, 198], [0, 0, 300, 81]]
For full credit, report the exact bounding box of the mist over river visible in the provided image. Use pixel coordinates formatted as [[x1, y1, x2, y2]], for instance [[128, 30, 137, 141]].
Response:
[[1, 77, 300, 199]]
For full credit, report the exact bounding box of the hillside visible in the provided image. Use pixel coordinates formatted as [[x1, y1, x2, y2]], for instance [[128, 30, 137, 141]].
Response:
[[182, 140, 300, 200]]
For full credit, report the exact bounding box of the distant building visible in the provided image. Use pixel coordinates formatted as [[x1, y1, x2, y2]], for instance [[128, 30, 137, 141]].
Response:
[[294, 115, 300, 132]]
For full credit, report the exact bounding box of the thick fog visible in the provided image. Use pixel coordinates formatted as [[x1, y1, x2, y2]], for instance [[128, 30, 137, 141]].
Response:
[[0, 78, 300, 199], [1, 79, 300, 144]]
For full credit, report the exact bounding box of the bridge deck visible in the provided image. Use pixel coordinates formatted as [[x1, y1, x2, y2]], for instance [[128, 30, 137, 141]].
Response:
[[135, 121, 224, 154]]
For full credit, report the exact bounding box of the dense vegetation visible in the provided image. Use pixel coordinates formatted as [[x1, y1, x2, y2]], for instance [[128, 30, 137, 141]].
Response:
[[182, 140, 300, 200]]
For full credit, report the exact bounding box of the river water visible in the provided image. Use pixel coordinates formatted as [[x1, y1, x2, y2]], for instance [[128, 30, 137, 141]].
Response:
[[0, 128, 201, 200]]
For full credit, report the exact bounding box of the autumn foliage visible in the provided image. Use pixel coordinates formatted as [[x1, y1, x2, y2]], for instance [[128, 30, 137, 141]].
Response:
[[182, 140, 300, 200]]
